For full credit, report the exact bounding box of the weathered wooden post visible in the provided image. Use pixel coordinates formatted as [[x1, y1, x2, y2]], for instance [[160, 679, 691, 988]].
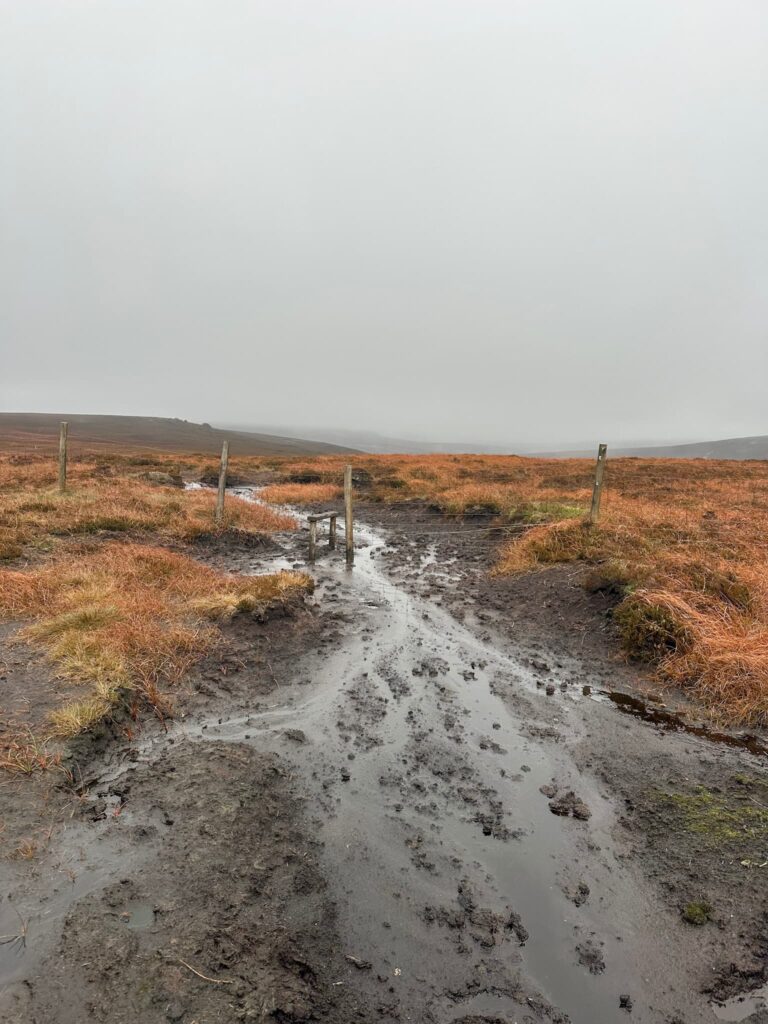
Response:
[[58, 421, 68, 494], [308, 519, 317, 562], [589, 443, 608, 525], [215, 441, 229, 524], [344, 465, 354, 566], [329, 514, 337, 550]]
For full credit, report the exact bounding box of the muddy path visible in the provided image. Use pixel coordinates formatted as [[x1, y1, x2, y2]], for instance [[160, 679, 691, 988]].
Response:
[[1, 497, 767, 1023]]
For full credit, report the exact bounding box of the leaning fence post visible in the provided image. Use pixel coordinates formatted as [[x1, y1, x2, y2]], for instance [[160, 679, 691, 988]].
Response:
[[58, 422, 68, 494], [215, 441, 229, 524], [589, 443, 608, 524], [344, 465, 354, 566]]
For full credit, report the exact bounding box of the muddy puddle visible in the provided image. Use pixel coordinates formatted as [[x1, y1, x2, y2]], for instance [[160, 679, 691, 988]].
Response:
[[0, 826, 139, 986], [713, 982, 768, 1021], [120, 502, 729, 1021]]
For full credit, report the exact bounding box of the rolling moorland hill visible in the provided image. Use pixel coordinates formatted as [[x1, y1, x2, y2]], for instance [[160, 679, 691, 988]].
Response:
[[224, 424, 768, 460], [0, 413, 358, 456], [535, 435, 768, 460]]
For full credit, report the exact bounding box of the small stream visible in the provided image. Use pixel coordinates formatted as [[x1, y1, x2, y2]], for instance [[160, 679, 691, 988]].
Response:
[[170, 500, 727, 1022], [188, 490, 762, 1022]]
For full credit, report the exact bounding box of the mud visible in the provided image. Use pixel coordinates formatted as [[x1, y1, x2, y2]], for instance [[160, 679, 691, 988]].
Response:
[[1, 495, 767, 1022]]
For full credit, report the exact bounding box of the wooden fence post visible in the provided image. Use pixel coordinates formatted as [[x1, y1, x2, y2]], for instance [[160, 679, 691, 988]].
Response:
[[329, 514, 337, 550], [308, 519, 317, 562], [58, 422, 68, 494], [589, 443, 608, 524], [215, 441, 229, 524], [344, 465, 354, 566]]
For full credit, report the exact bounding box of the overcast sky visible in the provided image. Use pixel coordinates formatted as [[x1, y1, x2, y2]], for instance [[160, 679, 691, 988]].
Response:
[[1, 1, 767, 447]]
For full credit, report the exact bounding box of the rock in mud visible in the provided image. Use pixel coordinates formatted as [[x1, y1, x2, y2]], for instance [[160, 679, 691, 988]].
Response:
[[506, 910, 529, 945], [425, 881, 527, 952], [284, 728, 308, 743], [549, 790, 591, 820], [577, 939, 606, 974], [564, 881, 591, 906]]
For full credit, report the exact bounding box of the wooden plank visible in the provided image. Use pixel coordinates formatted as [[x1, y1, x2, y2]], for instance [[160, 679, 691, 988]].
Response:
[[58, 421, 68, 494], [215, 440, 229, 524], [589, 443, 608, 524], [344, 464, 354, 566]]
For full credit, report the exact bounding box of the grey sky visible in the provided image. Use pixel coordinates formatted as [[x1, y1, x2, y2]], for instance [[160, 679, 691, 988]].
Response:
[[2, 1, 767, 447]]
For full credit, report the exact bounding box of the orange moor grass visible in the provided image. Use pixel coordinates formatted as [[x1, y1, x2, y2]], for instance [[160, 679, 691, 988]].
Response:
[[0, 543, 313, 737], [0, 470, 296, 561], [496, 480, 768, 726], [259, 482, 343, 506]]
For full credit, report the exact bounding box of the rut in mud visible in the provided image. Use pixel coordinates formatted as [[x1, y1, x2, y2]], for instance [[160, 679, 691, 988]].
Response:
[[1, 496, 767, 1023]]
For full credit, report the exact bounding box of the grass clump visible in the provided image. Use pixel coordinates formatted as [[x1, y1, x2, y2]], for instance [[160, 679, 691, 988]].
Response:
[[494, 489, 768, 725], [259, 483, 342, 506], [0, 729, 63, 775], [613, 597, 689, 660], [682, 901, 713, 926], [581, 560, 634, 596], [0, 543, 313, 737], [508, 501, 584, 525]]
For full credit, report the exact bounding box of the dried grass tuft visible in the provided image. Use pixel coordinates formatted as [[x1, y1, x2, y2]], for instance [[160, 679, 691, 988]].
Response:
[[0, 543, 313, 737]]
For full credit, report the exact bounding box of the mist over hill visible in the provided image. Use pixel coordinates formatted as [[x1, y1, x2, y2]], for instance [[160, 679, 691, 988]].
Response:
[[222, 424, 768, 460]]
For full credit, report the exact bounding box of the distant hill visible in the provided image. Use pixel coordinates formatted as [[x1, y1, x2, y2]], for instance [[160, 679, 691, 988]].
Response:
[[219, 424, 534, 455], [536, 435, 768, 461], [0, 414, 358, 456], [220, 423, 768, 461]]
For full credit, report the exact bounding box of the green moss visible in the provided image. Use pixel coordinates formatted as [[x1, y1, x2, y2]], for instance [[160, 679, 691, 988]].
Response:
[[614, 596, 688, 660], [734, 773, 768, 790], [508, 501, 584, 525], [688, 566, 753, 612], [659, 785, 768, 845], [682, 901, 713, 926], [582, 560, 634, 597]]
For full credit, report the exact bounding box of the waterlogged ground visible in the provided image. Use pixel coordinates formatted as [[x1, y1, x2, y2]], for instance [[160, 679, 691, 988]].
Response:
[[1, 496, 767, 1023]]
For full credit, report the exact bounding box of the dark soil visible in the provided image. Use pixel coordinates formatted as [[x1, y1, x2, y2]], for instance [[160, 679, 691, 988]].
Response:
[[9, 743, 372, 1024]]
